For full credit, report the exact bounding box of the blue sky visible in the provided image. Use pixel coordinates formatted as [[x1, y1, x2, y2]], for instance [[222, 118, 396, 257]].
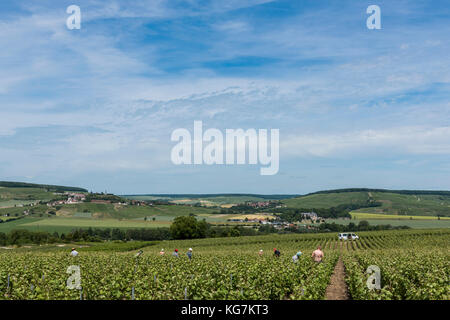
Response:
[[0, 0, 449, 194]]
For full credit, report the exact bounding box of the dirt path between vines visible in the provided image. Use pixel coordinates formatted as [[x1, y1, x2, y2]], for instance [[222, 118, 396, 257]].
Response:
[[325, 258, 349, 300]]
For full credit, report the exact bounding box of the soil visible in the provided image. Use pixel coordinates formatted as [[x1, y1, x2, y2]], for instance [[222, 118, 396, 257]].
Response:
[[325, 258, 350, 300]]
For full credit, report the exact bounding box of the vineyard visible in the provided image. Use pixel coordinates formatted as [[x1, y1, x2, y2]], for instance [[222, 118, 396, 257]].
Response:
[[0, 229, 448, 300]]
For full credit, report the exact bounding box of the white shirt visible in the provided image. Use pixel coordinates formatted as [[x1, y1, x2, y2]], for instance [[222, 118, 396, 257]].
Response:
[[292, 255, 299, 263], [71, 250, 79, 257]]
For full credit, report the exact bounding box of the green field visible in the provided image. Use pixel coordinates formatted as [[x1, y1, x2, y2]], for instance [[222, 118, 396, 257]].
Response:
[[22, 217, 171, 229], [0, 217, 172, 234]]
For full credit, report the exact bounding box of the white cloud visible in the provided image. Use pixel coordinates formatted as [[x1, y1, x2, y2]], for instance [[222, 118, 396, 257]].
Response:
[[281, 126, 450, 158]]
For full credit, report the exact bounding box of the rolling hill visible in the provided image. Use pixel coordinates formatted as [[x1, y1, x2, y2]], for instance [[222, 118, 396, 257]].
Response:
[[0, 181, 88, 192], [283, 188, 450, 217], [1, 182, 450, 233], [0, 181, 87, 209]]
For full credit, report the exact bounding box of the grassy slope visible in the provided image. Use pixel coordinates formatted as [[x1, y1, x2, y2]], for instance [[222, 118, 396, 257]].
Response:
[[0, 216, 171, 233], [357, 192, 450, 216], [283, 192, 370, 208], [0, 217, 46, 233], [21, 217, 171, 229], [0, 181, 87, 192], [283, 191, 450, 217], [0, 187, 56, 202]]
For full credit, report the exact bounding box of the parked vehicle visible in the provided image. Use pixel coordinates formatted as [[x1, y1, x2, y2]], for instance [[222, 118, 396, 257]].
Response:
[[338, 232, 359, 240]]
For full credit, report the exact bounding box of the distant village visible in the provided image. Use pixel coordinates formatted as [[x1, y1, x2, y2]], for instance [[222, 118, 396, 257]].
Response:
[[45, 192, 150, 207], [46, 192, 86, 206], [2, 192, 150, 218]]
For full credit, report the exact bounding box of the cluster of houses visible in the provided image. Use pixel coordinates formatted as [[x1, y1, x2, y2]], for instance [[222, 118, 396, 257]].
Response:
[[244, 201, 286, 209], [261, 220, 295, 229], [246, 201, 272, 208], [227, 218, 290, 229], [129, 200, 152, 206], [47, 192, 86, 207], [226, 218, 318, 230], [301, 212, 319, 221], [45, 193, 152, 208]]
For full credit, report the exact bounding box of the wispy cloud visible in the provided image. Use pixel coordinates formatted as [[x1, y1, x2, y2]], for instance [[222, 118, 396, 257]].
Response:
[[282, 126, 450, 158]]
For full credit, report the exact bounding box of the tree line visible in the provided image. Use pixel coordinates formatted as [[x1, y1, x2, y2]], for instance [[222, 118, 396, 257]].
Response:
[[272, 201, 382, 220], [305, 188, 450, 197], [0, 181, 87, 192], [318, 220, 410, 232]]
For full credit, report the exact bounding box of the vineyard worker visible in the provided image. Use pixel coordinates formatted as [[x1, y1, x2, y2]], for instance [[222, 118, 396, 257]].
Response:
[[311, 246, 324, 263], [135, 250, 143, 258], [160, 249, 165, 256], [292, 251, 302, 263], [258, 249, 263, 257], [70, 248, 79, 257], [172, 249, 179, 257], [186, 248, 193, 260], [273, 248, 281, 258]]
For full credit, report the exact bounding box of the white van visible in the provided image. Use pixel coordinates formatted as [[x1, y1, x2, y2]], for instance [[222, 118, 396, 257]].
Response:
[[338, 232, 359, 240]]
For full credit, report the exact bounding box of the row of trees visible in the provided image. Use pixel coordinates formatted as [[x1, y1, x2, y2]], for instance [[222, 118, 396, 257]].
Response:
[[0, 181, 87, 192], [273, 201, 382, 221], [0, 230, 63, 245], [308, 188, 450, 197], [318, 220, 410, 232]]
